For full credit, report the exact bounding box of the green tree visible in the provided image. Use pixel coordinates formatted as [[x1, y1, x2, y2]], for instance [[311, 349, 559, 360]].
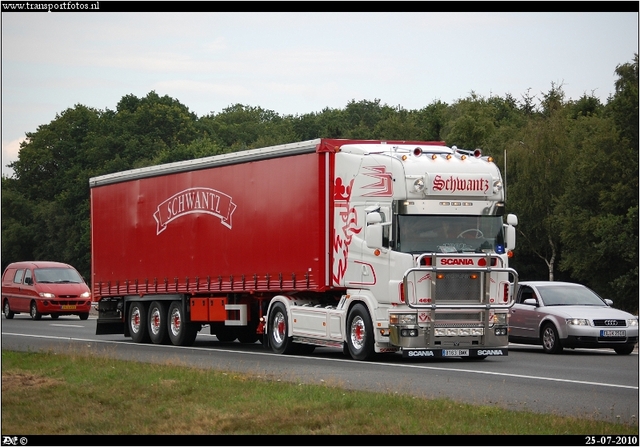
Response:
[[507, 84, 572, 281], [556, 55, 638, 312]]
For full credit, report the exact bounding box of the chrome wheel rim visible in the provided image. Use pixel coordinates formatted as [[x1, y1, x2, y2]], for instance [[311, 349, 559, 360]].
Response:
[[350, 316, 366, 351], [130, 306, 141, 334], [150, 307, 161, 335], [170, 308, 181, 336], [272, 312, 286, 346]]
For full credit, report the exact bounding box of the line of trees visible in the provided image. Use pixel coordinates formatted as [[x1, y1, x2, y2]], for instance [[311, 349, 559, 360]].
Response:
[[2, 55, 637, 313]]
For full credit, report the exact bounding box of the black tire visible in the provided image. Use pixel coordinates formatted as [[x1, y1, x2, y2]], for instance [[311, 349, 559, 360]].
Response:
[[268, 302, 294, 354], [237, 328, 259, 344], [3, 300, 14, 319], [128, 301, 150, 343], [294, 344, 316, 355], [614, 345, 635, 355], [148, 301, 170, 345], [50, 314, 59, 319], [541, 323, 563, 354], [30, 301, 42, 320], [346, 303, 375, 360], [167, 301, 198, 346], [78, 313, 89, 320], [214, 326, 237, 343]]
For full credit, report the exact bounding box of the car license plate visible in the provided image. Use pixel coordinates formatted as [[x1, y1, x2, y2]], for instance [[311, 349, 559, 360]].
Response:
[[600, 330, 625, 337], [61, 305, 76, 310], [442, 349, 469, 357]]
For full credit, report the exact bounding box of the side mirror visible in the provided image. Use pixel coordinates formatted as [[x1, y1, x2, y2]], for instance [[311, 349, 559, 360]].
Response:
[[365, 211, 383, 249], [24, 277, 32, 285], [523, 298, 537, 306], [504, 214, 517, 250], [604, 299, 613, 306]]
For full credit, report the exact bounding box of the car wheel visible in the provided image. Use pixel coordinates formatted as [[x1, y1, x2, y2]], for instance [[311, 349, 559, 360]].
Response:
[[541, 323, 563, 354], [30, 301, 42, 320], [3, 300, 14, 319], [78, 313, 89, 320], [614, 345, 635, 355], [50, 314, 59, 319]]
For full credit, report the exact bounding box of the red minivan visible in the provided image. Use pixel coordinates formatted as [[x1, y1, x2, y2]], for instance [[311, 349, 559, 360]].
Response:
[[2, 261, 92, 320]]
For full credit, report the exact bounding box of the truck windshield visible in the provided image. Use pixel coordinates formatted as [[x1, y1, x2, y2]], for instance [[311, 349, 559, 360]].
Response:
[[396, 215, 506, 254]]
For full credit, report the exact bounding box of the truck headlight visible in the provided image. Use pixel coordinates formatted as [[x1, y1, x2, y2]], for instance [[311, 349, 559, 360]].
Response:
[[490, 313, 507, 326], [390, 313, 417, 325]]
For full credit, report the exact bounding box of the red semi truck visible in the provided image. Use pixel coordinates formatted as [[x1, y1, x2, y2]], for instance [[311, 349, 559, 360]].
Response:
[[91, 138, 518, 360]]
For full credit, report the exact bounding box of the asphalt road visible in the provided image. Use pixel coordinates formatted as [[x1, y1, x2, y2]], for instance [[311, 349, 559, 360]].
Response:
[[1, 313, 638, 425]]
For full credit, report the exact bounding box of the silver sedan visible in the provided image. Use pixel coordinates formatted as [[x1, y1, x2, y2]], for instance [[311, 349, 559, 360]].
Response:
[[509, 281, 638, 354]]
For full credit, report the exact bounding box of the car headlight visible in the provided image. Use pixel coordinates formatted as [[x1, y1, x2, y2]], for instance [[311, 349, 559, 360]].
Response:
[[39, 292, 55, 299], [566, 318, 590, 326], [390, 313, 417, 325], [80, 291, 91, 299], [628, 319, 638, 327]]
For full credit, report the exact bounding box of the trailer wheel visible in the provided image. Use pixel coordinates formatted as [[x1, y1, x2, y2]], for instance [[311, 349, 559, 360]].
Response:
[[128, 302, 150, 343], [148, 301, 169, 345], [346, 303, 374, 361], [237, 328, 259, 344], [30, 301, 42, 320], [268, 302, 294, 354], [3, 300, 14, 319], [214, 327, 237, 343], [168, 301, 198, 346], [294, 344, 316, 355]]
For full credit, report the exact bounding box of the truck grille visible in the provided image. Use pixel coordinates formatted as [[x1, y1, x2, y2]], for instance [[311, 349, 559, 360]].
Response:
[[434, 273, 481, 302]]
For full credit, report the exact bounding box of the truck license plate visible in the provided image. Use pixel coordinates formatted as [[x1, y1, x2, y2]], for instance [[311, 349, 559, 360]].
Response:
[[600, 330, 625, 337], [61, 305, 76, 310], [442, 349, 469, 357]]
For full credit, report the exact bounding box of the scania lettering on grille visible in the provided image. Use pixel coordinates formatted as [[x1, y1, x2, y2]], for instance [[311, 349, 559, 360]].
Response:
[[440, 258, 474, 266]]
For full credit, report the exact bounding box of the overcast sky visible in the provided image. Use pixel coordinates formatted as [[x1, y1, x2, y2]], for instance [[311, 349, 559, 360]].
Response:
[[1, 9, 638, 177]]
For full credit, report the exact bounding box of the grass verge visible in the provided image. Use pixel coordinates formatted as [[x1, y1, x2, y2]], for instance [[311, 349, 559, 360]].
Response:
[[1, 349, 638, 435]]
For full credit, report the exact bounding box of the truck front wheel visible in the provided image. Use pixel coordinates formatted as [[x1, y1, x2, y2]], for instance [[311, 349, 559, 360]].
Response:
[[128, 302, 150, 343], [268, 302, 294, 354], [168, 301, 198, 346], [148, 301, 169, 345], [346, 303, 375, 361]]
